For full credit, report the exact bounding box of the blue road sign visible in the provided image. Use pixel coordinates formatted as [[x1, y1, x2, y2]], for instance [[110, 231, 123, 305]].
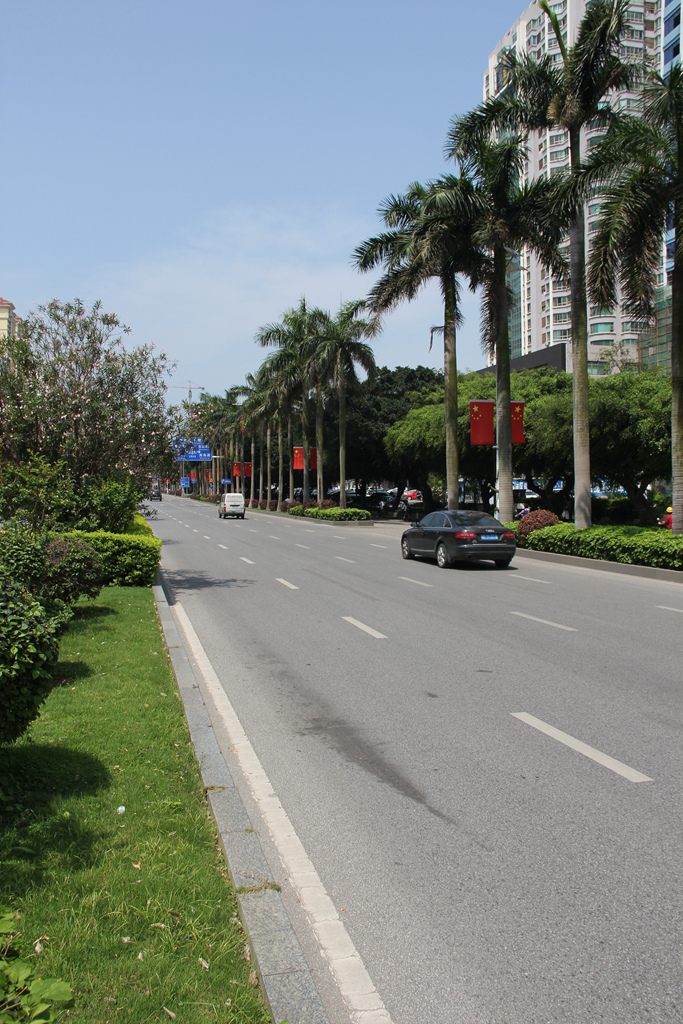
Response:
[[173, 437, 212, 461], [221, 478, 231, 484], [180, 476, 190, 487]]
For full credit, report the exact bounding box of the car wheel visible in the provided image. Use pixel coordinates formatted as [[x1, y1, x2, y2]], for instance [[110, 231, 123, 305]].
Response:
[[495, 558, 512, 568], [240, 514, 245, 519], [401, 538, 413, 560], [436, 542, 450, 568]]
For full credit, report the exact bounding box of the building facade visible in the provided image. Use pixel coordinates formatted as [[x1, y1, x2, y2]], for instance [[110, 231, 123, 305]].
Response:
[[0, 297, 20, 342], [483, 0, 664, 375]]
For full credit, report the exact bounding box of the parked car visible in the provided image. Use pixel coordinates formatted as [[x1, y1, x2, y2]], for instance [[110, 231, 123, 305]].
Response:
[[367, 489, 396, 512], [402, 489, 422, 505], [401, 510, 516, 568], [150, 483, 162, 501], [219, 492, 245, 519]]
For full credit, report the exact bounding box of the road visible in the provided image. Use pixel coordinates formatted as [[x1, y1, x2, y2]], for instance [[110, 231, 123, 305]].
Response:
[[152, 494, 682, 1024]]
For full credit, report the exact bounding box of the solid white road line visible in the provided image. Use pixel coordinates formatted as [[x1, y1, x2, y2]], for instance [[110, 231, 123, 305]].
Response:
[[510, 611, 577, 631], [656, 605, 683, 614], [218, 544, 228, 550], [296, 544, 310, 549], [370, 544, 388, 549], [240, 557, 254, 565], [342, 617, 388, 639], [511, 713, 653, 783], [335, 556, 356, 563], [398, 576, 432, 588], [173, 603, 394, 1024], [513, 576, 552, 585], [276, 578, 299, 590]]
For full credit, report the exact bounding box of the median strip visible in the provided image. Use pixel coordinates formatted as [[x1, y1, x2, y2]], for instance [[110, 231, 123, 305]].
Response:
[[511, 713, 653, 783], [342, 617, 387, 639], [510, 611, 577, 631]]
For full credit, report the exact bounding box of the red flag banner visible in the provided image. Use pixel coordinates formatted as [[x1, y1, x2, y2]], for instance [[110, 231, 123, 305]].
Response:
[[232, 461, 241, 477], [470, 400, 495, 445], [310, 447, 317, 469], [511, 401, 525, 444], [293, 447, 303, 470], [244, 462, 252, 478]]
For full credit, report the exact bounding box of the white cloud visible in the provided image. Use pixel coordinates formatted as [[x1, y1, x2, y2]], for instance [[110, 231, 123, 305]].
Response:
[[90, 202, 485, 394]]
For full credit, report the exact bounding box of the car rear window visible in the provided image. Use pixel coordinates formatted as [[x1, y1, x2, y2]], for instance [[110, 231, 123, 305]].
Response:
[[447, 511, 499, 527]]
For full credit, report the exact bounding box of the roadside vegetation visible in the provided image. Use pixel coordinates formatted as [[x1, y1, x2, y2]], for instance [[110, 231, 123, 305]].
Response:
[[0, 587, 270, 1024]]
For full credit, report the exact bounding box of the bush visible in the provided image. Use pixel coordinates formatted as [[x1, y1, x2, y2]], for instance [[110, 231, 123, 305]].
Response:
[[302, 506, 371, 521], [75, 477, 140, 533], [44, 535, 105, 604], [525, 523, 683, 570], [302, 500, 318, 511], [0, 907, 72, 1015], [288, 504, 304, 516], [267, 500, 279, 511], [67, 530, 162, 586], [318, 499, 335, 509], [0, 579, 61, 745], [125, 513, 154, 537], [516, 509, 559, 545], [258, 500, 268, 510], [278, 501, 289, 512]]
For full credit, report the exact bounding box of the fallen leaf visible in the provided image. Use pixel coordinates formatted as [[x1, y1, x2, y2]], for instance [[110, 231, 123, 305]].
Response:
[[132, 863, 141, 870], [225, 999, 232, 1008], [199, 957, 209, 970], [104, 996, 117, 1003], [162, 1008, 176, 1020], [243, 943, 251, 961], [137, 952, 144, 961], [34, 941, 43, 954], [121, 937, 132, 944], [150, 923, 165, 929], [249, 970, 258, 987]]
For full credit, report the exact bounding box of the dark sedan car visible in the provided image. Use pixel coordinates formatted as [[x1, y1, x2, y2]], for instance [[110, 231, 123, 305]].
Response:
[[401, 510, 516, 568]]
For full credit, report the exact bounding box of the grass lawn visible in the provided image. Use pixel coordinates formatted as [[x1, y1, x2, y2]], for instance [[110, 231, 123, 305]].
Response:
[[0, 587, 271, 1024]]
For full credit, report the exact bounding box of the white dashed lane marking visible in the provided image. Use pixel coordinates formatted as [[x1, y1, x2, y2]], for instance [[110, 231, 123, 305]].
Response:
[[370, 544, 388, 549], [342, 617, 388, 640], [513, 576, 552, 585], [269, 535, 280, 540], [218, 544, 228, 550], [240, 557, 255, 565], [657, 605, 683, 614], [276, 578, 299, 590], [510, 611, 577, 632], [335, 556, 356, 564], [398, 576, 432, 588], [296, 544, 310, 549], [511, 713, 653, 783]]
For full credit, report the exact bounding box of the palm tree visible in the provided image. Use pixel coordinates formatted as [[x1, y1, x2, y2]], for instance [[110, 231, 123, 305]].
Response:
[[430, 136, 565, 522], [583, 66, 683, 533], [454, 0, 641, 528], [255, 299, 328, 503], [354, 182, 486, 511], [309, 300, 379, 509]]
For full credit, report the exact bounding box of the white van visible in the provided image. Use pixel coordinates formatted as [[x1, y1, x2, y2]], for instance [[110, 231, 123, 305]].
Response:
[[219, 492, 245, 519]]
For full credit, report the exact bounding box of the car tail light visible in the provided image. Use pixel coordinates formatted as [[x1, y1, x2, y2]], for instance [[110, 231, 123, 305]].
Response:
[[455, 530, 477, 539], [503, 530, 515, 539]]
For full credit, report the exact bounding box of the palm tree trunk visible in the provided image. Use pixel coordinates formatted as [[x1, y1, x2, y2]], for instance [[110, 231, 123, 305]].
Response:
[[259, 422, 264, 502], [338, 354, 347, 510], [671, 209, 683, 534], [278, 417, 284, 506], [288, 412, 294, 501], [250, 436, 256, 504], [570, 126, 592, 529], [302, 387, 310, 503], [494, 247, 514, 524], [443, 273, 459, 510], [229, 435, 235, 492], [315, 382, 324, 503], [266, 421, 272, 503]]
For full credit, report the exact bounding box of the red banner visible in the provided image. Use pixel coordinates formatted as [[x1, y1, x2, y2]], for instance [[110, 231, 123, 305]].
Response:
[[232, 462, 252, 477], [511, 401, 525, 444], [470, 401, 495, 445], [292, 447, 317, 470]]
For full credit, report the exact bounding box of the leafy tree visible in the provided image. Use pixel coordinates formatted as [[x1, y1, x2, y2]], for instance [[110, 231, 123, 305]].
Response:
[[585, 66, 683, 533], [0, 298, 179, 484], [454, 0, 641, 529]]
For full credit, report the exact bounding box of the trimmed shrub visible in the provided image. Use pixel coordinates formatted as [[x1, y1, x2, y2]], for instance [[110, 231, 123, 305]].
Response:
[[267, 500, 279, 511], [76, 478, 140, 533], [525, 523, 683, 570], [277, 501, 289, 513], [318, 499, 335, 509], [287, 504, 304, 516], [258, 500, 268, 510], [0, 579, 61, 744], [67, 530, 162, 586], [125, 514, 155, 537], [516, 509, 559, 546], [302, 500, 318, 511], [44, 535, 105, 604], [303, 506, 371, 521]]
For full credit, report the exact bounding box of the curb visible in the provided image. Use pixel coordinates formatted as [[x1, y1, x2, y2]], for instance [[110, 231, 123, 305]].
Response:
[[515, 546, 683, 584], [152, 581, 331, 1024]]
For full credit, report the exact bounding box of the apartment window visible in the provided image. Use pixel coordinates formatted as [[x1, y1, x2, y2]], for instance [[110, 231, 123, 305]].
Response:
[[550, 147, 569, 161], [588, 202, 605, 215], [591, 322, 614, 333], [664, 8, 680, 33], [551, 164, 569, 175], [665, 39, 680, 61], [553, 295, 570, 306], [590, 306, 614, 316], [550, 132, 567, 145], [554, 311, 570, 322], [554, 328, 571, 339], [588, 361, 608, 375]]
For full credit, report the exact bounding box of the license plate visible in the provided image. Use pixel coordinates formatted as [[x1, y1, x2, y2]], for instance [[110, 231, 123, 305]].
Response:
[[481, 533, 499, 541]]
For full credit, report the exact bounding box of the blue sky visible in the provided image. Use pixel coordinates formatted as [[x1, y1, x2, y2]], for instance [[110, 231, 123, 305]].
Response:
[[2, 1, 517, 397]]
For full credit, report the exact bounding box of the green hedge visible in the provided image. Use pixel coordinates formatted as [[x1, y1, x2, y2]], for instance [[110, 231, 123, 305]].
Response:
[[302, 506, 371, 521], [525, 523, 683, 571], [67, 530, 162, 586]]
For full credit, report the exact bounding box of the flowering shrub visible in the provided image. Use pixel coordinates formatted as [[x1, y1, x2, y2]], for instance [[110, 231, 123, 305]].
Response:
[[318, 499, 335, 509], [258, 500, 268, 510], [267, 500, 279, 511], [302, 500, 318, 511], [516, 509, 559, 545]]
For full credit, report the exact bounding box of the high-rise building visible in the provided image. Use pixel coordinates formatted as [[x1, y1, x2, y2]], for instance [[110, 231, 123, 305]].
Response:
[[0, 297, 20, 343], [483, 0, 664, 374]]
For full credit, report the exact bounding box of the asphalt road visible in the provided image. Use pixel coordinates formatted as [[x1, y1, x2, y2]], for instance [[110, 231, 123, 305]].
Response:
[[152, 495, 682, 1024]]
